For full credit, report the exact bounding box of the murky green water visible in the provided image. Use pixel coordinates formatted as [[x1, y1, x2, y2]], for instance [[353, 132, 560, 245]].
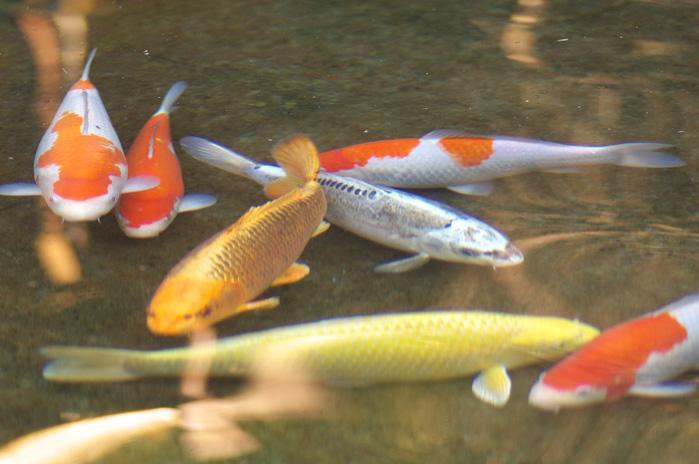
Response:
[[1, 0, 698, 462]]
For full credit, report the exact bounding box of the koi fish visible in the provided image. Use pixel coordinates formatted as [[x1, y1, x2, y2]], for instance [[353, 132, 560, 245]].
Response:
[[0, 408, 179, 464], [146, 135, 327, 336], [319, 130, 684, 195], [41, 310, 599, 407], [116, 81, 216, 238], [180, 137, 523, 273], [528, 293, 699, 411], [0, 48, 158, 221]]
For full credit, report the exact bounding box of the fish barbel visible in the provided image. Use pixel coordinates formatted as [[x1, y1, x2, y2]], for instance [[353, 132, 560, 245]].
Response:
[[146, 135, 327, 335], [42, 310, 599, 407]]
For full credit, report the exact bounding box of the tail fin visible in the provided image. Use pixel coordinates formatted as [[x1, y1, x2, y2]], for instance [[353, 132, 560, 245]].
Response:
[[80, 48, 98, 82], [264, 134, 320, 198], [180, 136, 259, 178], [607, 143, 684, 168], [41, 346, 146, 382], [157, 81, 187, 115]]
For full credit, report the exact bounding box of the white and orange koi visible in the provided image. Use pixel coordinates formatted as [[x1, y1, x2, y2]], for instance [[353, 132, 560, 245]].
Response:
[[0, 48, 158, 221], [116, 81, 216, 238], [529, 293, 699, 411], [319, 130, 684, 195]]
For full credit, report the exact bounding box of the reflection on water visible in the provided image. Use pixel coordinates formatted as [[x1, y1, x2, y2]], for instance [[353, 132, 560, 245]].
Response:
[[0, 0, 698, 462]]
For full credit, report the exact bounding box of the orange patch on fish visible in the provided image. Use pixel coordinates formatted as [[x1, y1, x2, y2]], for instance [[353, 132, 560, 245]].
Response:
[[543, 312, 688, 398], [37, 112, 125, 200], [439, 137, 494, 167], [118, 113, 184, 227], [71, 80, 95, 91], [320, 139, 420, 171]]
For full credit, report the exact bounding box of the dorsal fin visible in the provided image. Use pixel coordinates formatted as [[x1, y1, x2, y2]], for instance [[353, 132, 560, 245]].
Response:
[[272, 134, 319, 182]]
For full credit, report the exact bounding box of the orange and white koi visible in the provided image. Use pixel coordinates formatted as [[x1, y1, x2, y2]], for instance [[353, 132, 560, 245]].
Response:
[[0, 49, 157, 221], [116, 81, 216, 238], [529, 293, 699, 411], [320, 130, 684, 195]]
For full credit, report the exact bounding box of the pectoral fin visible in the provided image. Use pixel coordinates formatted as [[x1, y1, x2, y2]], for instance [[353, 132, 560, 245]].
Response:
[[235, 296, 280, 313], [374, 253, 430, 274], [629, 382, 697, 398], [270, 262, 309, 287], [446, 181, 494, 196], [122, 176, 160, 193], [179, 193, 217, 212], [312, 220, 330, 237], [0, 182, 42, 196], [471, 365, 511, 407]]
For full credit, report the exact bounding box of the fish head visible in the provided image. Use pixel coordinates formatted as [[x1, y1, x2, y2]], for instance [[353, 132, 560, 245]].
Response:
[[525, 319, 630, 411], [147, 275, 225, 336], [35, 164, 126, 222], [428, 218, 523, 267], [528, 375, 607, 411]]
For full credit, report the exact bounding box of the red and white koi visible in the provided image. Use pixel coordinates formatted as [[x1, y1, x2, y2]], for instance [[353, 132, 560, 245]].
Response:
[[0, 49, 157, 221], [528, 293, 699, 411], [319, 130, 684, 195], [116, 81, 216, 238]]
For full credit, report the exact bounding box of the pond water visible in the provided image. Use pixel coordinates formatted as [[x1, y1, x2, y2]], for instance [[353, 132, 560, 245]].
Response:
[[0, 0, 698, 462]]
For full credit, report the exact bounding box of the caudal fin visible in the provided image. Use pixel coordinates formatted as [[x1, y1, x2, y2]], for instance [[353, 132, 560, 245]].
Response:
[[41, 346, 146, 382], [157, 81, 187, 115], [264, 134, 320, 198], [607, 143, 684, 168], [180, 136, 259, 178]]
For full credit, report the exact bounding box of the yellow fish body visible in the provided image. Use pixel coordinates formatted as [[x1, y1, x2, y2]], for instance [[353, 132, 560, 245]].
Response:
[[147, 135, 327, 335], [42, 311, 599, 406]]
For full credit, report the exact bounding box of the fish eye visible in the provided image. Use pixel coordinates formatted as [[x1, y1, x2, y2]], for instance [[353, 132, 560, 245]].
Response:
[[459, 248, 479, 257], [182, 313, 193, 320], [575, 386, 594, 397], [109, 195, 117, 202]]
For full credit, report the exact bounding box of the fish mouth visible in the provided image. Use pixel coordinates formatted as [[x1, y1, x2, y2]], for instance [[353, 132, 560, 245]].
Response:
[[488, 243, 525, 267]]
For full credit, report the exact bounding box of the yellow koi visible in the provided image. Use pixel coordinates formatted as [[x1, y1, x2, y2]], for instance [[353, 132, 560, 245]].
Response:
[[42, 310, 599, 406], [146, 135, 327, 335]]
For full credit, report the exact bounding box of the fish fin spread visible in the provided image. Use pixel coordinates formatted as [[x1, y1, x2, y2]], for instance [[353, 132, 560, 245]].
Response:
[[374, 253, 431, 274], [543, 168, 582, 174], [629, 382, 697, 398], [0, 182, 42, 196], [122, 176, 160, 193], [312, 220, 330, 237], [80, 48, 98, 81], [156, 80, 187, 115], [605, 143, 684, 168], [180, 136, 259, 179], [178, 193, 217, 213], [471, 365, 512, 407], [264, 134, 320, 199], [270, 262, 310, 287], [40, 346, 143, 382], [446, 181, 495, 196], [235, 296, 280, 313]]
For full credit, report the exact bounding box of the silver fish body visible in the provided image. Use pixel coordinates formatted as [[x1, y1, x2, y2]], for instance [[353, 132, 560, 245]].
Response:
[[181, 137, 523, 270]]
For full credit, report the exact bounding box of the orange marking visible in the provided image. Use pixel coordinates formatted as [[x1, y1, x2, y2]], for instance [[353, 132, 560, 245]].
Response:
[[71, 80, 95, 90], [320, 139, 420, 172], [118, 113, 184, 227], [439, 137, 494, 167], [543, 312, 688, 399], [37, 112, 124, 200]]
